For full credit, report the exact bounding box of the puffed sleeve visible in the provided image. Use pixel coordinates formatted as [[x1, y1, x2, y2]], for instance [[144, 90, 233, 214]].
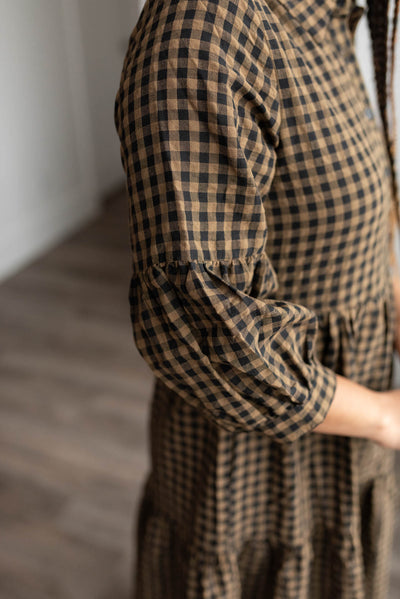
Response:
[[114, 26, 337, 442]]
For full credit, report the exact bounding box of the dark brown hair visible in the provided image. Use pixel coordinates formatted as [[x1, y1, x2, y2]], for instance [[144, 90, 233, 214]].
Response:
[[366, 0, 400, 267]]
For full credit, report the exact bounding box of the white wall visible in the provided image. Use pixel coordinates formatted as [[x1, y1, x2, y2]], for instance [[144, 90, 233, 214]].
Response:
[[0, 0, 141, 282], [77, 0, 142, 196], [0, 1, 96, 281]]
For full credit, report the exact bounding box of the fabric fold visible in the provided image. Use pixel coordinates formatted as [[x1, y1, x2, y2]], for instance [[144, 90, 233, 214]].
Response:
[[130, 256, 337, 442]]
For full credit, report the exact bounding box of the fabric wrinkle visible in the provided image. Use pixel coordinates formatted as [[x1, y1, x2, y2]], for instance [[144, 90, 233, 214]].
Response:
[[116, 0, 398, 596]]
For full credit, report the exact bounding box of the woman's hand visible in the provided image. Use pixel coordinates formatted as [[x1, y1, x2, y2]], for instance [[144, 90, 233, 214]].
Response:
[[313, 274, 400, 449], [392, 273, 400, 356], [313, 373, 400, 449]]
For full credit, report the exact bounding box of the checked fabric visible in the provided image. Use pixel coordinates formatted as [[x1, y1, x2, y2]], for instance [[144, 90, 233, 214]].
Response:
[[115, 0, 398, 597]]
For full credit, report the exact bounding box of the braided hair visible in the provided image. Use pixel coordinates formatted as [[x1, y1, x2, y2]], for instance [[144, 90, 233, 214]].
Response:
[[366, 0, 400, 268]]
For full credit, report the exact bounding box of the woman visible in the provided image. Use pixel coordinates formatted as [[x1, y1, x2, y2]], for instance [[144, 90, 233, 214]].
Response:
[[114, 0, 400, 597]]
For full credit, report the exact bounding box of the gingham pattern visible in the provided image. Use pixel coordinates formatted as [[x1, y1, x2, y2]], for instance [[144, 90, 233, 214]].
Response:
[[115, 0, 398, 597]]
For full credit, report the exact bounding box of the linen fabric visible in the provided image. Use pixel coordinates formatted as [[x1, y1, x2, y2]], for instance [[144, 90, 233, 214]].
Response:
[[114, 0, 398, 596]]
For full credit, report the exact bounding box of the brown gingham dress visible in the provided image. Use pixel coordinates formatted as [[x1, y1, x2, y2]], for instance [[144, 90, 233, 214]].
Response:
[[114, 0, 399, 597]]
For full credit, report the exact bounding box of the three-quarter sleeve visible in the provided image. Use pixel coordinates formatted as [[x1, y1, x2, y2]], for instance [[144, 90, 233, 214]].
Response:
[[114, 25, 337, 442]]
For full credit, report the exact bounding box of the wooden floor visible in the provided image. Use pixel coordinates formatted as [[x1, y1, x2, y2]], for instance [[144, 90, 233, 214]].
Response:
[[0, 191, 399, 598]]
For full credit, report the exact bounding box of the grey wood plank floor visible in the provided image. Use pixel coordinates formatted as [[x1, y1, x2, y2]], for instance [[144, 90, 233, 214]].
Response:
[[0, 191, 399, 598]]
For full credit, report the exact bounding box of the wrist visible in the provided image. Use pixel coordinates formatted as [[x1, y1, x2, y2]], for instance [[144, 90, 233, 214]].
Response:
[[313, 375, 390, 443], [374, 391, 393, 445], [360, 388, 387, 444]]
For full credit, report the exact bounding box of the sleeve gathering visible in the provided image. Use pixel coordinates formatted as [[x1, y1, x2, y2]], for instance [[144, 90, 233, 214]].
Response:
[[114, 25, 337, 442]]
